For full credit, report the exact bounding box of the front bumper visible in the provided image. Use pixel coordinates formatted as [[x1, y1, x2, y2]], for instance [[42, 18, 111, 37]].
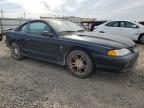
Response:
[[92, 52, 139, 72]]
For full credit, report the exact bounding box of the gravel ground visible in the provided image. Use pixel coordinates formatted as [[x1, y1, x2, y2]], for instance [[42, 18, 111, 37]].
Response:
[[0, 39, 144, 108]]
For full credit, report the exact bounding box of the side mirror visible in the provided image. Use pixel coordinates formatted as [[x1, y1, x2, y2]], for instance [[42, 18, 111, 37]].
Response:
[[42, 31, 54, 37]]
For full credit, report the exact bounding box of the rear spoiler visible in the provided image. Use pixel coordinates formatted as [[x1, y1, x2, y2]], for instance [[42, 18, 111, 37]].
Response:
[[0, 28, 15, 41]]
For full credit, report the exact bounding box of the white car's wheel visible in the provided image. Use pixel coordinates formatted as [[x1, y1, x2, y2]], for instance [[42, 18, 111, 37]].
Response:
[[139, 35, 144, 44]]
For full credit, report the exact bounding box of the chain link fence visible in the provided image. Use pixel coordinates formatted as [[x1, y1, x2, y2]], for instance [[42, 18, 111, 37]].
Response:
[[0, 18, 32, 35]]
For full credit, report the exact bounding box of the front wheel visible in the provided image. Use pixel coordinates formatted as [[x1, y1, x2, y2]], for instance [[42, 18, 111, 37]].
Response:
[[10, 43, 23, 60], [67, 50, 94, 78], [139, 35, 144, 44]]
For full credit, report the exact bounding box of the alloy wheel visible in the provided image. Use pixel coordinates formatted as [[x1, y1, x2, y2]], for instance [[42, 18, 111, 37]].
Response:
[[69, 54, 88, 75], [10, 43, 22, 60]]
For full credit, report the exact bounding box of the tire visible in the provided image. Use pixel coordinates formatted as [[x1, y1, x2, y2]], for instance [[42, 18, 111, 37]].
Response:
[[10, 42, 23, 60], [67, 50, 94, 78], [139, 35, 144, 44]]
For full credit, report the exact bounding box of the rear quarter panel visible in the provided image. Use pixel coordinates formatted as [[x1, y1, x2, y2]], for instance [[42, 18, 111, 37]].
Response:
[[5, 31, 23, 47]]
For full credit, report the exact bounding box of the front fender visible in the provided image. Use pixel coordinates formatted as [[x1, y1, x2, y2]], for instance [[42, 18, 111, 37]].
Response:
[[61, 39, 111, 64]]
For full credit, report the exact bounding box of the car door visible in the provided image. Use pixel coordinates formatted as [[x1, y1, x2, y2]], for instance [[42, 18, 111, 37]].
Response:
[[104, 21, 121, 35], [22, 21, 61, 61], [95, 21, 121, 35], [119, 21, 139, 40]]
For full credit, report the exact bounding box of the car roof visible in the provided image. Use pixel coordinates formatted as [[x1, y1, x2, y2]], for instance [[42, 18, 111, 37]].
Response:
[[107, 20, 135, 22], [28, 19, 47, 23]]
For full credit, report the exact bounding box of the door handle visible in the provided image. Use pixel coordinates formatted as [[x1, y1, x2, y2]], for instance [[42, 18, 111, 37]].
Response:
[[100, 31, 105, 33]]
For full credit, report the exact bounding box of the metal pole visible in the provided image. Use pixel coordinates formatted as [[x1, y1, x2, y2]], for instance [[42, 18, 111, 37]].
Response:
[[20, 17, 22, 25], [61, 0, 63, 17], [0, 10, 3, 37], [1, 10, 3, 18], [24, 12, 25, 18], [0, 18, 2, 35]]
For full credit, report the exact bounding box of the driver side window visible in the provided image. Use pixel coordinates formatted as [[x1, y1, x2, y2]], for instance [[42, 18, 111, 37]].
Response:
[[28, 22, 50, 35]]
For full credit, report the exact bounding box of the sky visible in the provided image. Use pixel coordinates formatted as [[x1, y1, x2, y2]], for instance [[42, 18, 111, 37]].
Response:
[[0, 0, 144, 21]]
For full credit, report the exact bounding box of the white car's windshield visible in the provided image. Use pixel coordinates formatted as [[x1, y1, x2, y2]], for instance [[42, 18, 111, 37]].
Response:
[[47, 20, 85, 34]]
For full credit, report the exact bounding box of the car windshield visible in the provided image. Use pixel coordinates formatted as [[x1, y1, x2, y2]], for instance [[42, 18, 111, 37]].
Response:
[[47, 20, 85, 34]]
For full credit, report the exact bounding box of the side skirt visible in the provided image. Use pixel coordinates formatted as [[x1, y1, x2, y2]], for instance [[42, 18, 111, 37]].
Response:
[[22, 53, 66, 66]]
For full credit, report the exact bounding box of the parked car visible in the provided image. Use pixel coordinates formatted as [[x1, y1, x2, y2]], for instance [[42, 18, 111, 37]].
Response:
[[94, 20, 144, 43], [5, 19, 139, 78]]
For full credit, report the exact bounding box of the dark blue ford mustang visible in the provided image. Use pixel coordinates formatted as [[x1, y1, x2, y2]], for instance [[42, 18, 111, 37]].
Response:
[[5, 19, 139, 78]]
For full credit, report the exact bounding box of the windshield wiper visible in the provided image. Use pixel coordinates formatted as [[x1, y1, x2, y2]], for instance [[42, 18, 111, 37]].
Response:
[[59, 31, 75, 34], [59, 30, 85, 35], [76, 29, 85, 32]]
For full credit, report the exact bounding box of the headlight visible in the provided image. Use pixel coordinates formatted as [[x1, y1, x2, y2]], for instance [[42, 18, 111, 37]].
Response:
[[108, 48, 131, 57]]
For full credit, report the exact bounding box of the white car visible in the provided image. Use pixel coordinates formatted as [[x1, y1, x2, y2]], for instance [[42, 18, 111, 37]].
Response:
[[94, 21, 144, 43]]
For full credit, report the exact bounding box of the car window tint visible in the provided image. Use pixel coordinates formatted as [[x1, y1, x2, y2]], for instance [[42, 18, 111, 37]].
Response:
[[20, 24, 27, 32], [105, 21, 119, 27], [120, 21, 137, 28], [29, 22, 50, 34], [120, 22, 125, 27]]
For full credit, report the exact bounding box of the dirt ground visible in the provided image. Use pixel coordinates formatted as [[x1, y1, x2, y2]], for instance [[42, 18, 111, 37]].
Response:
[[0, 39, 144, 108]]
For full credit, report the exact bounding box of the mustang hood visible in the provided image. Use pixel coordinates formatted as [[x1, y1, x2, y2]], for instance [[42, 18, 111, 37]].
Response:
[[62, 32, 135, 49]]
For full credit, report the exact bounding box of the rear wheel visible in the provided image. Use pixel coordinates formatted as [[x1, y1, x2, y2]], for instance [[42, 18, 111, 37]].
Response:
[[67, 50, 94, 78], [139, 35, 144, 44], [10, 43, 23, 60]]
